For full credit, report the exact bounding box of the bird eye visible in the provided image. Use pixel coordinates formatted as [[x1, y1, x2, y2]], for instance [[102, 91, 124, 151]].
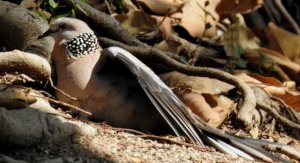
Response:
[[59, 23, 67, 31]]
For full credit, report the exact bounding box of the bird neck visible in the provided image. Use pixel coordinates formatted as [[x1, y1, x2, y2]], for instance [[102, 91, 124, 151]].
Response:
[[63, 32, 100, 59]]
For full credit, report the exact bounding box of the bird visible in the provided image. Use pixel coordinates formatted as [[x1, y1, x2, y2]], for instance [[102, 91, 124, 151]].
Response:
[[46, 17, 171, 133], [45, 17, 290, 162]]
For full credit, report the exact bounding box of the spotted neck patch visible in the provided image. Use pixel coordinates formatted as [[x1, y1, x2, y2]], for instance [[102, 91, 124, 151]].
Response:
[[63, 33, 100, 59]]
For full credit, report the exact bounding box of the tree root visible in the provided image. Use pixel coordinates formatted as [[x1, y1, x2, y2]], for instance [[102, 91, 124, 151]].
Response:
[[271, 96, 300, 123], [253, 87, 300, 130], [258, 102, 300, 130], [0, 50, 51, 80], [273, 0, 300, 34], [166, 34, 221, 66]]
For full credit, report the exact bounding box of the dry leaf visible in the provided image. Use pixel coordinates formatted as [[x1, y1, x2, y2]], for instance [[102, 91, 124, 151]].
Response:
[[155, 40, 181, 54], [216, 0, 264, 17], [114, 10, 172, 39], [137, 0, 183, 15], [173, 88, 222, 127], [267, 22, 300, 65], [229, 25, 300, 83], [155, 34, 197, 54], [160, 71, 235, 94], [247, 73, 282, 86], [235, 72, 300, 112], [136, 0, 263, 40], [0, 84, 37, 110], [161, 72, 235, 127], [151, 15, 173, 39], [155, 34, 226, 66], [202, 93, 235, 126], [137, 0, 219, 38], [114, 10, 156, 35], [256, 48, 300, 83], [171, 0, 219, 38]]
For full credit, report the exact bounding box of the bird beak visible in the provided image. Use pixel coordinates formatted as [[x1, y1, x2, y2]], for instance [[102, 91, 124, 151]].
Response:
[[38, 29, 56, 39], [38, 30, 52, 39]]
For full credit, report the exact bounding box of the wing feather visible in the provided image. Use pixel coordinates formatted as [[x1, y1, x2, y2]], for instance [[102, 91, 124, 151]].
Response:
[[103, 47, 290, 162]]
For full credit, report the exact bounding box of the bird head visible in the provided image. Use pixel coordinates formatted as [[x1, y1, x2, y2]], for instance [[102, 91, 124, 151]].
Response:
[[45, 17, 100, 61]]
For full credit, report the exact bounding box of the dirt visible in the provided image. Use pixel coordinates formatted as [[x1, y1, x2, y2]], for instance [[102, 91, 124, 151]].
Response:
[[1, 120, 254, 163]]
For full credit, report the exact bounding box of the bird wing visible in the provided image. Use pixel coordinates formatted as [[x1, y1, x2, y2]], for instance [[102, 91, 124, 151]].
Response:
[[102, 47, 290, 162]]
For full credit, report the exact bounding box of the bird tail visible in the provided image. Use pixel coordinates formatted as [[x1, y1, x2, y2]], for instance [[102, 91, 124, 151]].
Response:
[[102, 47, 290, 162]]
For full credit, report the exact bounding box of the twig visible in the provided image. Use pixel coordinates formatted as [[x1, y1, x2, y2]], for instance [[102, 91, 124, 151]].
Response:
[[257, 101, 300, 130], [133, 0, 151, 26], [100, 123, 145, 135], [273, 0, 300, 34], [263, 0, 277, 23], [138, 134, 215, 152], [46, 112, 73, 119], [104, 0, 113, 15], [216, 22, 227, 32], [167, 34, 220, 65], [108, 125, 214, 152], [32, 95, 92, 116], [37, 90, 54, 98], [271, 96, 300, 123], [47, 77, 78, 101], [252, 87, 300, 130], [0, 84, 90, 116], [157, 9, 170, 27]]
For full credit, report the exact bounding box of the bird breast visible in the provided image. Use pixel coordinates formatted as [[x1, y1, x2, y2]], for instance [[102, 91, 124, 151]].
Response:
[[55, 52, 101, 99]]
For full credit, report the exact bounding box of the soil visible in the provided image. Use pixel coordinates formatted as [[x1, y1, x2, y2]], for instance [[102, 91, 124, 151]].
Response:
[[1, 120, 254, 163]]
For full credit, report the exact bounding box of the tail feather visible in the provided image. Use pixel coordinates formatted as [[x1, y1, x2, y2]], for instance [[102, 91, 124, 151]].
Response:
[[215, 137, 254, 160], [103, 47, 290, 162]]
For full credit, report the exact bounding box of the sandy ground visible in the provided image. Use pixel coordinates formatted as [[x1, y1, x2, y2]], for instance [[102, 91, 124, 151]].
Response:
[[1, 120, 254, 163]]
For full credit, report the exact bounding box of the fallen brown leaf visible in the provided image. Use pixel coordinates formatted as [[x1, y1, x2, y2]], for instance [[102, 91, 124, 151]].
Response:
[[0, 84, 37, 110], [114, 10, 173, 39], [136, 0, 263, 40], [256, 48, 300, 83], [267, 22, 300, 65], [171, 0, 219, 38], [235, 72, 300, 112], [161, 72, 235, 127], [173, 88, 222, 127], [114, 10, 156, 35], [216, 0, 264, 18], [160, 71, 235, 95], [225, 23, 300, 84], [151, 15, 173, 39], [137, 0, 183, 15]]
